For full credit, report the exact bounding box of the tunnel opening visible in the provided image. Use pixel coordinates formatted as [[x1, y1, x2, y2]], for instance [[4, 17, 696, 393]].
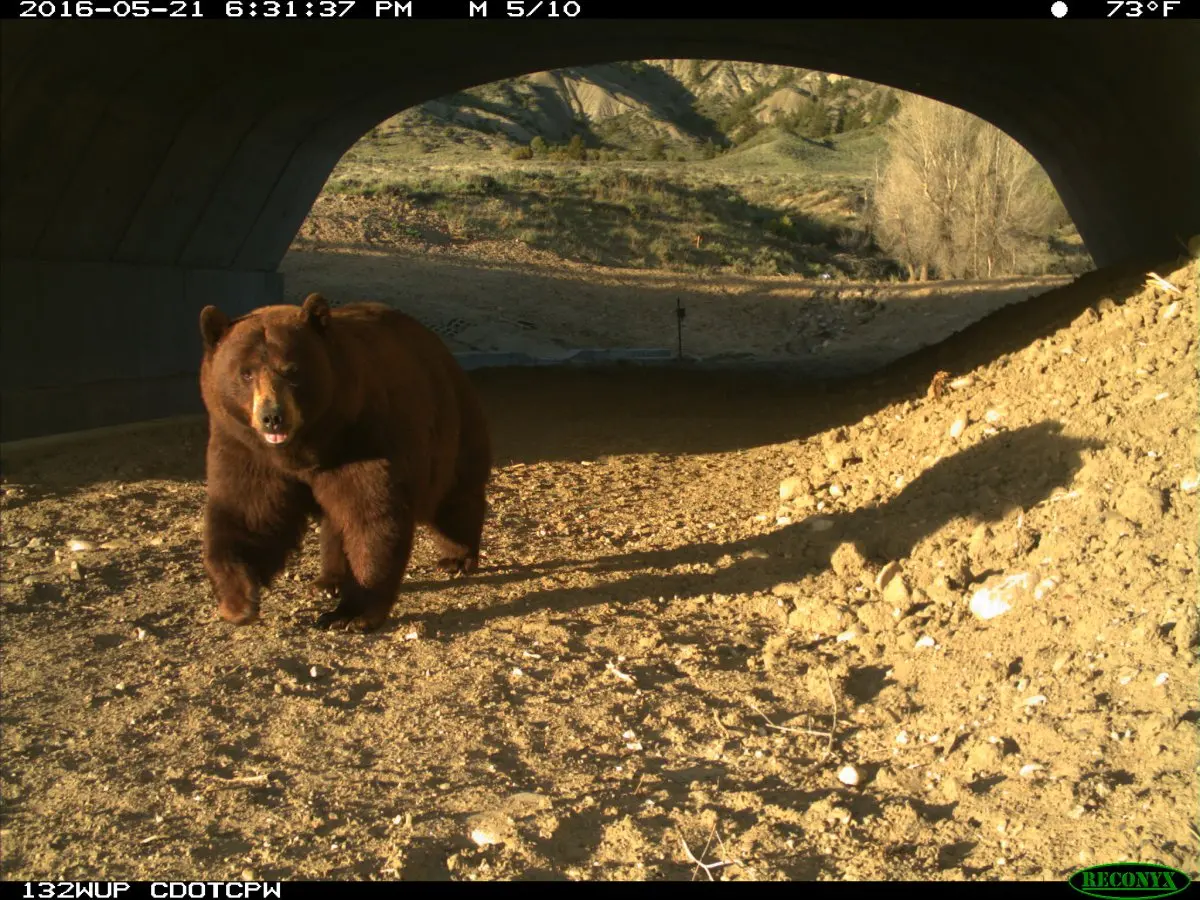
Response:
[[282, 59, 1094, 381]]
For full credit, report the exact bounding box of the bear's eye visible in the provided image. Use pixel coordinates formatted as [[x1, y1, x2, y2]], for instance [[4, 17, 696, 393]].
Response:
[[239, 369, 254, 383], [281, 364, 300, 383]]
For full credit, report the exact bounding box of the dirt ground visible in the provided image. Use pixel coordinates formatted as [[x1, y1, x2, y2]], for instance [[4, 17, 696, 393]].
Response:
[[1, 255, 1196, 882], [281, 246, 1071, 376]]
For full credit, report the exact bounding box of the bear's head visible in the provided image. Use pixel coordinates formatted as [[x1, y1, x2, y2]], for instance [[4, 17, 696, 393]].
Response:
[[199, 293, 336, 449]]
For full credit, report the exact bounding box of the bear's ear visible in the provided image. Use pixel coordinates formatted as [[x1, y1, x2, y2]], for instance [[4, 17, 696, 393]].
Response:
[[301, 293, 332, 332], [200, 305, 231, 351]]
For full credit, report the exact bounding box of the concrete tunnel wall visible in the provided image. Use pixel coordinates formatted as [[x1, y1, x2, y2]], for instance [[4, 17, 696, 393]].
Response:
[[1, 19, 1198, 442]]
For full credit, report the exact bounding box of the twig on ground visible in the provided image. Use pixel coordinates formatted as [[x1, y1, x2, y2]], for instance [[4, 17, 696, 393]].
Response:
[[747, 697, 831, 740], [712, 709, 730, 737], [204, 773, 269, 788], [1146, 272, 1183, 295], [680, 826, 739, 882], [822, 667, 839, 759], [605, 661, 636, 684]]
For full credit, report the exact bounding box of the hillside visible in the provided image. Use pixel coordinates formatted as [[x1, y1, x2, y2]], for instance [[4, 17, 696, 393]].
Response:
[[335, 60, 900, 169], [307, 60, 1088, 281]]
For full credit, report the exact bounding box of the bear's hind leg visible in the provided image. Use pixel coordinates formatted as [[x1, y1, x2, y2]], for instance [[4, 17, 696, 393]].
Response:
[[430, 483, 487, 576], [312, 466, 415, 632]]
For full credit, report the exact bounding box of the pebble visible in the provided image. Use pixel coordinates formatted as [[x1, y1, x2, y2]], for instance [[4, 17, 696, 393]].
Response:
[[969, 573, 1031, 620], [1114, 485, 1164, 525], [948, 416, 967, 440], [779, 476, 808, 501], [967, 739, 1004, 771], [1033, 576, 1059, 601], [68, 540, 97, 552], [1181, 473, 1199, 494], [837, 765, 860, 786], [874, 561, 902, 593], [883, 575, 911, 608], [1173, 603, 1198, 652], [830, 542, 868, 578], [826, 446, 859, 471], [915, 635, 936, 649]]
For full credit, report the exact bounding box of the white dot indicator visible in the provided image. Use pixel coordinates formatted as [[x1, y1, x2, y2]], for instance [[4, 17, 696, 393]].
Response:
[[1051, 1, 1068, 15]]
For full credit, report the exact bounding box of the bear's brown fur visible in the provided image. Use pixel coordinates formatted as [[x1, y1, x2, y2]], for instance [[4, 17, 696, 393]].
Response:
[[198, 293, 492, 631]]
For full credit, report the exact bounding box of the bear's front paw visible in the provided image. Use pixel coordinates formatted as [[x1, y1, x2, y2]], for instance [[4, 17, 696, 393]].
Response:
[[217, 596, 260, 626], [436, 554, 478, 576], [314, 609, 388, 633]]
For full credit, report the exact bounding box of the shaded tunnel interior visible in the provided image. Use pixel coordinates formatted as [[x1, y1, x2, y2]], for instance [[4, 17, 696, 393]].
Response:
[[1, 19, 1197, 441]]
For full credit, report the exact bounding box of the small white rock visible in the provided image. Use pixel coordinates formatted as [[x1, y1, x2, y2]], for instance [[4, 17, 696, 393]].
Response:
[[837, 765, 860, 786], [949, 376, 974, 390], [404, 630, 419, 641], [510, 667, 524, 678], [915, 635, 936, 649], [835, 629, 857, 643], [1019, 763, 1044, 778], [1023, 694, 1048, 707], [895, 730, 909, 745], [969, 573, 1031, 620], [1181, 474, 1199, 494], [1033, 576, 1059, 601], [829, 484, 844, 498], [1160, 301, 1180, 321], [68, 540, 97, 552], [985, 409, 1004, 424], [470, 828, 501, 847], [949, 417, 967, 440], [309, 666, 319, 678], [779, 476, 807, 501], [1154, 672, 1168, 686]]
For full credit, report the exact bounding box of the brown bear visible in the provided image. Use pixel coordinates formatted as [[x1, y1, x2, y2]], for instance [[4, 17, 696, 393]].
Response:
[[198, 293, 492, 631]]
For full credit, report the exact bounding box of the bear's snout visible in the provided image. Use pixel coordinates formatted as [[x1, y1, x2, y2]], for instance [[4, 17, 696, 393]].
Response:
[[258, 401, 284, 433], [250, 375, 299, 446]]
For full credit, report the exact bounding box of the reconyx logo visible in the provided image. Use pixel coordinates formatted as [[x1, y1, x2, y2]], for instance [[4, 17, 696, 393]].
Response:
[[1069, 863, 1192, 900]]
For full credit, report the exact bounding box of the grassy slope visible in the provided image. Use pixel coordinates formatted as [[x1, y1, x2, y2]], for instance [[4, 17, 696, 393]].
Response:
[[303, 64, 1087, 279]]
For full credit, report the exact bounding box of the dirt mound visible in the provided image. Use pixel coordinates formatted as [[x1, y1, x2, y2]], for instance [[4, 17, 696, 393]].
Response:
[[1, 257, 1195, 881]]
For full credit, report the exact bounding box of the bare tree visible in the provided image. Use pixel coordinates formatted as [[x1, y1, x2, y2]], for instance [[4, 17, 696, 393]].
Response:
[[873, 94, 1066, 280]]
